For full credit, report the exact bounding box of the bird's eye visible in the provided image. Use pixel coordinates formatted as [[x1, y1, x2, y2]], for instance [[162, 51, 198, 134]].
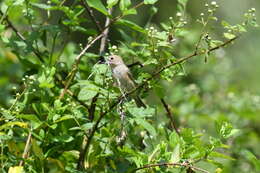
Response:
[[110, 57, 114, 60]]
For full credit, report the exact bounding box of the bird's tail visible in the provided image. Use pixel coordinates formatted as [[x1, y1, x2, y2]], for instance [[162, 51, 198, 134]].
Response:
[[134, 96, 146, 108]]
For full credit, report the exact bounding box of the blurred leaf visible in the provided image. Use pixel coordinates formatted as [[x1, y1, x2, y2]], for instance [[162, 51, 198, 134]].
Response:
[[107, 0, 119, 8], [0, 121, 28, 130], [135, 118, 156, 137], [242, 150, 260, 171], [209, 151, 235, 160], [87, 0, 109, 16], [119, 0, 131, 11], [223, 33, 236, 39], [144, 0, 158, 5], [77, 81, 100, 101], [127, 106, 155, 118], [116, 19, 145, 33], [8, 166, 24, 173], [31, 138, 45, 160]]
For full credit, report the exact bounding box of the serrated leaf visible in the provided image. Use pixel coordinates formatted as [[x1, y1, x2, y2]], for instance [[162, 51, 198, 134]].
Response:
[[116, 19, 145, 33], [87, 0, 109, 16]]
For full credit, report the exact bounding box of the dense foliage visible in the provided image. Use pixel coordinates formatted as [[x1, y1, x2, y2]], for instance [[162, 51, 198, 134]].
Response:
[[0, 0, 259, 173]]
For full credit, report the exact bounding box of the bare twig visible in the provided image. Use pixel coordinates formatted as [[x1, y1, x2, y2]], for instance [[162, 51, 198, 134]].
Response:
[[132, 162, 209, 173], [99, 8, 113, 54], [0, 11, 43, 62], [81, 0, 102, 32], [19, 131, 32, 166], [160, 98, 180, 135]]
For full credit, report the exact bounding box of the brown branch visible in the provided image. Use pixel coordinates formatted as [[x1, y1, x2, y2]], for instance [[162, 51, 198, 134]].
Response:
[[19, 131, 32, 166], [132, 162, 209, 173], [160, 98, 180, 135], [88, 93, 99, 121], [99, 8, 113, 54], [0, 11, 43, 62], [81, 0, 102, 32]]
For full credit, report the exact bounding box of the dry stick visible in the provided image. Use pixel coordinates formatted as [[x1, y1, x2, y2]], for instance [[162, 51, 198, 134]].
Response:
[[132, 162, 209, 173], [99, 8, 113, 54], [59, 1, 145, 99], [78, 36, 239, 171], [0, 11, 43, 62], [160, 98, 180, 135], [19, 131, 32, 166], [81, 0, 102, 32]]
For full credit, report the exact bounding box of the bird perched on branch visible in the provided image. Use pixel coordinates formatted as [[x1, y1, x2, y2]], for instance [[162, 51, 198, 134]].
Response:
[[108, 55, 146, 108]]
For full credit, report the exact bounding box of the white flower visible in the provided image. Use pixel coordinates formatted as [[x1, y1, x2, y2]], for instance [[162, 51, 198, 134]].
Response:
[[211, 1, 217, 6], [176, 12, 182, 17]]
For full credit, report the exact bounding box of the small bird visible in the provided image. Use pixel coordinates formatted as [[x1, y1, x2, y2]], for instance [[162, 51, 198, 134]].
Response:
[[108, 55, 146, 108]]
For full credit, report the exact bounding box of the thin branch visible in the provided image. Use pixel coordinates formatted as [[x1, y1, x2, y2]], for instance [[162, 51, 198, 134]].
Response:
[[132, 162, 209, 173], [99, 8, 113, 54], [88, 93, 99, 121], [59, 33, 104, 99], [160, 98, 180, 135], [19, 131, 32, 166], [81, 0, 102, 32], [0, 11, 43, 62]]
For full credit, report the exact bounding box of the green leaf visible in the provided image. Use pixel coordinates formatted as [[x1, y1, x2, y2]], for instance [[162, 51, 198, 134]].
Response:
[[209, 151, 235, 160], [0, 121, 28, 130], [31, 3, 52, 10], [127, 107, 155, 118], [17, 114, 42, 129], [170, 144, 180, 163], [115, 19, 145, 33], [119, 0, 131, 12], [87, 0, 109, 16], [107, 0, 119, 8], [223, 33, 236, 39], [77, 81, 100, 101], [242, 150, 260, 171], [31, 138, 44, 160], [144, 0, 158, 4], [13, 0, 24, 6], [135, 118, 156, 137]]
